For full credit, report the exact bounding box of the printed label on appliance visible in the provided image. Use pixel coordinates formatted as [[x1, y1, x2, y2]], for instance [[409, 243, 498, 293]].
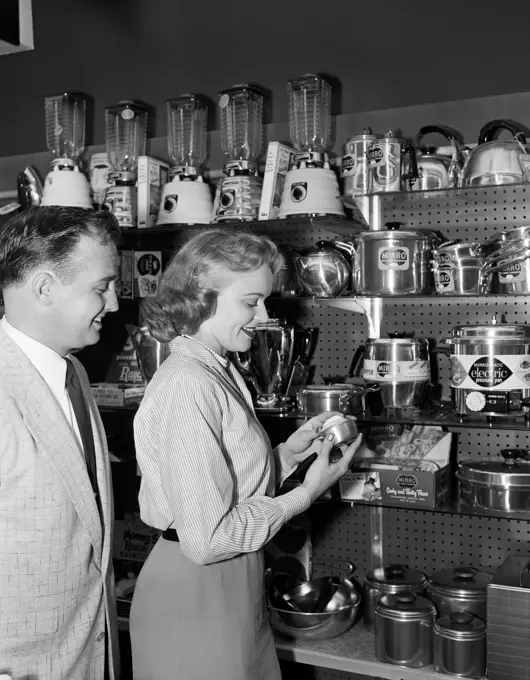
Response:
[[366, 144, 386, 166], [340, 154, 356, 177], [362, 359, 430, 382], [434, 268, 454, 292], [498, 261, 525, 283], [450, 354, 530, 390], [378, 246, 410, 270]]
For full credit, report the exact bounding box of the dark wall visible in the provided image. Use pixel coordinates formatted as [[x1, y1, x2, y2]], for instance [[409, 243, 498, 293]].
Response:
[[2, 0, 530, 156]]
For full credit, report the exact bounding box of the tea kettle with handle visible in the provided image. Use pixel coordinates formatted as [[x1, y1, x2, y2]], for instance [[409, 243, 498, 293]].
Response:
[[410, 125, 464, 191], [295, 240, 355, 298], [461, 119, 530, 187]]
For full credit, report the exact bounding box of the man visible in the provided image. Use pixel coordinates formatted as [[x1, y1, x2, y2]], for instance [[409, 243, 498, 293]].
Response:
[[0, 206, 121, 680]]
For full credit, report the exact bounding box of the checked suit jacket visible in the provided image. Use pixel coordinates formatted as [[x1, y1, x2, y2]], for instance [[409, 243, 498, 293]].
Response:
[[0, 325, 120, 680]]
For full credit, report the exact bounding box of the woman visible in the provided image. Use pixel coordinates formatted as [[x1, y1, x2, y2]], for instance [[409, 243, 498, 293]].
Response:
[[130, 229, 361, 680]]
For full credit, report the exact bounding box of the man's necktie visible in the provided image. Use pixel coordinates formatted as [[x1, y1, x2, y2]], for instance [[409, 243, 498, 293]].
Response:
[[65, 358, 98, 495]]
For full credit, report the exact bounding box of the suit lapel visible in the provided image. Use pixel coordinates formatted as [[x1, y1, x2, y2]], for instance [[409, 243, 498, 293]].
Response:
[[0, 329, 103, 564]]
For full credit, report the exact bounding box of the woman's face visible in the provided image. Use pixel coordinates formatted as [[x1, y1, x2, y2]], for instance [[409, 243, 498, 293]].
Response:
[[196, 264, 273, 356]]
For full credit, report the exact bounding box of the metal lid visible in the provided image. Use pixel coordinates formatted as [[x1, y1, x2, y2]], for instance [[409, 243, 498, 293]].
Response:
[[457, 450, 530, 488], [299, 384, 364, 395], [434, 612, 487, 641], [346, 128, 383, 143], [365, 563, 427, 593], [359, 227, 436, 241], [365, 338, 429, 348], [428, 566, 492, 599], [376, 592, 436, 621], [449, 321, 530, 340]]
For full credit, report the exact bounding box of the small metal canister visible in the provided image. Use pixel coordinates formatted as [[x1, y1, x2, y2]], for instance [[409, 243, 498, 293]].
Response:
[[427, 566, 491, 621], [433, 612, 487, 678], [375, 592, 436, 668], [341, 128, 383, 197], [363, 563, 428, 630]]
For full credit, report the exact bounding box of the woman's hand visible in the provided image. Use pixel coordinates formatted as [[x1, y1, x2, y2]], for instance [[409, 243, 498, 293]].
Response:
[[302, 433, 363, 504], [281, 412, 346, 468]]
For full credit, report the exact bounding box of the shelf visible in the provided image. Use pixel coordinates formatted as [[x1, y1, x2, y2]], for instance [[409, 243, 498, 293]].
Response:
[[117, 615, 479, 679], [118, 215, 364, 239]]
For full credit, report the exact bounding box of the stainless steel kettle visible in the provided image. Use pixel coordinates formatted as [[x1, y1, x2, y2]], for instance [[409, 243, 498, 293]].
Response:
[[461, 119, 530, 187], [126, 325, 171, 383], [410, 125, 464, 191], [295, 240, 355, 298]]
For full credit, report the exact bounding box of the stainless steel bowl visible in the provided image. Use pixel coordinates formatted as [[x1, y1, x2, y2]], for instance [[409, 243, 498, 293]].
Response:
[[269, 595, 361, 640], [321, 416, 358, 447]]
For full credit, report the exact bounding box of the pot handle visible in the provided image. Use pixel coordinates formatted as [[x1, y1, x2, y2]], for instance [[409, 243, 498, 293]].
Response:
[[413, 124, 464, 149], [478, 119, 527, 145], [347, 344, 365, 378], [401, 143, 419, 182]]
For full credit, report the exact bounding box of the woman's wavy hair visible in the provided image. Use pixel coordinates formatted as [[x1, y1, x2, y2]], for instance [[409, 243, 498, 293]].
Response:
[[142, 229, 282, 343]]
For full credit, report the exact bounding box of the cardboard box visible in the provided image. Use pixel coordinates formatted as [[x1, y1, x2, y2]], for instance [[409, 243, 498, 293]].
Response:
[[340, 425, 452, 509], [105, 333, 144, 385], [114, 512, 160, 563], [134, 250, 162, 298], [118, 249, 134, 299], [91, 382, 145, 408], [259, 141, 296, 220], [137, 156, 169, 228], [89, 152, 112, 208]]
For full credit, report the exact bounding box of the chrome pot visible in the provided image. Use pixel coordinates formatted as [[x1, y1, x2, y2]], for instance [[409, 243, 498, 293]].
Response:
[[295, 240, 354, 298], [272, 244, 301, 297], [361, 337, 431, 410], [433, 612, 487, 678], [375, 592, 436, 668], [427, 566, 492, 621], [457, 448, 530, 513], [432, 239, 482, 265], [363, 563, 427, 630], [354, 222, 439, 296], [443, 320, 530, 417], [433, 263, 484, 296], [366, 130, 418, 193], [461, 119, 530, 187], [296, 384, 378, 416]]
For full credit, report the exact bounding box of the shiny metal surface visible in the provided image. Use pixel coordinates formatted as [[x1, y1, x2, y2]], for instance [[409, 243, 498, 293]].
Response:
[[126, 325, 170, 383], [374, 593, 435, 668], [355, 228, 438, 295], [433, 613, 487, 678], [295, 241, 352, 298], [427, 567, 491, 621], [296, 384, 370, 415], [363, 564, 427, 629], [320, 416, 358, 447], [434, 264, 483, 296]]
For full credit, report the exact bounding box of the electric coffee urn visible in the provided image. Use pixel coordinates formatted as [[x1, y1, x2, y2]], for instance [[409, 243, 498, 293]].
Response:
[[41, 93, 92, 209], [156, 94, 212, 226]]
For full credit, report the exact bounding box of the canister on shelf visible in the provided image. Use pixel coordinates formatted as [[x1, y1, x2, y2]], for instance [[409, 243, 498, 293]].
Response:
[[427, 565, 491, 621], [363, 563, 428, 630], [340, 128, 383, 197], [433, 612, 487, 678], [374, 592, 436, 668]]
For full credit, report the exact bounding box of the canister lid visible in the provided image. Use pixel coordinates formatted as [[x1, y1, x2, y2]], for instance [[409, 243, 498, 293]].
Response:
[[449, 322, 530, 340], [434, 612, 487, 640], [300, 384, 365, 395], [428, 566, 492, 598], [359, 225, 437, 241], [376, 592, 436, 621], [457, 450, 530, 488], [365, 563, 427, 592]]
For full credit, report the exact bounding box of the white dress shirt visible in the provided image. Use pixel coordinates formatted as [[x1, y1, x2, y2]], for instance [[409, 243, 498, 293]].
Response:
[[1, 316, 83, 449], [134, 335, 311, 566]]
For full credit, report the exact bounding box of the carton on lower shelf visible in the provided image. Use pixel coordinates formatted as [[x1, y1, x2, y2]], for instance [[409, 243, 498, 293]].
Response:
[[91, 382, 145, 408]]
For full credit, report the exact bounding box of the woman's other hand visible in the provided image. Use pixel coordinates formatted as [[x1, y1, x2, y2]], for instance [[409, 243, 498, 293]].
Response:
[[281, 412, 347, 468], [301, 433, 363, 504]]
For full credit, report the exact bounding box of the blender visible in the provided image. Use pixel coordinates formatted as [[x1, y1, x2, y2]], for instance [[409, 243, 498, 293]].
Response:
[[156, 94, 212, 225], [279, 74, 344, 218], [104, 100, 147, 228], [41, 93, 92, 208], [213, 84, 263, 222]]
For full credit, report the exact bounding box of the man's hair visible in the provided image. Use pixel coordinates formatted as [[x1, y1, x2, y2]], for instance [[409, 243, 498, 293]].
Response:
[[0, 206, 121, 288]]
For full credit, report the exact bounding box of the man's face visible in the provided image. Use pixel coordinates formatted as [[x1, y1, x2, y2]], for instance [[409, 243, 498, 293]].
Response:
[[50, 234, 119, 355]]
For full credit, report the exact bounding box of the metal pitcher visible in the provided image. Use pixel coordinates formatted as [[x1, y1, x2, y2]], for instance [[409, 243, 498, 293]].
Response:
[[232, 320, 318, 410], [126, 324, 170, 383]]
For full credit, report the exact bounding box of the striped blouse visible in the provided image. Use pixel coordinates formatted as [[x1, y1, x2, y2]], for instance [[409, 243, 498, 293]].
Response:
[[134, 335, 311, 565]]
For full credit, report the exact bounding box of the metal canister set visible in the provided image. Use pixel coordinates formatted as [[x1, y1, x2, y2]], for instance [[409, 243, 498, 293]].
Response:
[[364, 563, 489, 677]]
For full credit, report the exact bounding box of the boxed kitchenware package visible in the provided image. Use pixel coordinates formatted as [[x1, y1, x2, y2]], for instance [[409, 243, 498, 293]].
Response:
[[134, 250, 162, 298], [339, 424, 452, 508], [487, 555, 530, 680], [259, 141, 296, 220], [90, 331, 146, 407], [137, 156, 170, 228]]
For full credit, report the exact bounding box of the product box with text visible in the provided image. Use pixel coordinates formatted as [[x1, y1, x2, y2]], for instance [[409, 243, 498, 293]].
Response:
[[134, 250, 162, 298], [259, 141, 296, 220], [137, 156, 170, 228]]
